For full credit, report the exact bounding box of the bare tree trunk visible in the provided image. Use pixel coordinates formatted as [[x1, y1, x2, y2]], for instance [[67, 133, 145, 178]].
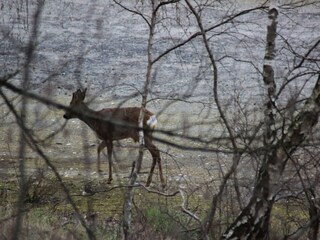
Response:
[[123, 1, 157, 239], [308, 189, 320, 240], [11, 2, 44, 239], [185, 1, 243, 238], [221, 6, 278, 240], [136, 4, 156, 172], [123, 172, 138, 240], [222, 5, 320, 237]]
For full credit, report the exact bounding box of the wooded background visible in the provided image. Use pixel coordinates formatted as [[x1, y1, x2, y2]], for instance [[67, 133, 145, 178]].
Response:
[[1, 0, 320, 239]]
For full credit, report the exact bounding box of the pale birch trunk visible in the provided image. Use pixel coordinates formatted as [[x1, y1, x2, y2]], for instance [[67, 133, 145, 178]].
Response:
[[222, 5, 320, 239]]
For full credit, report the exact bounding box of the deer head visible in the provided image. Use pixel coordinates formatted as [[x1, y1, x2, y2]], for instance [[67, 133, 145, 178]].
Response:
[[63, 88, 87, 119]]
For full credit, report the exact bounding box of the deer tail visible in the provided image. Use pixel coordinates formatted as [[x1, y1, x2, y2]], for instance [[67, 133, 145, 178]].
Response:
[[146, 115, 157, 129]]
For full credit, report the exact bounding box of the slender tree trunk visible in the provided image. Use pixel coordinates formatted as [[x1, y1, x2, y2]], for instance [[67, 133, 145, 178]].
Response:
[[123, 172, 138, 240], [11, 3, 44, 239], [123, 2, 157, 239], [222, 6, 320, 238], [136, 1, 156, 173], [308, 189, 320, 240], [221, 6, 279, 240], [185, 1, 242, 238]]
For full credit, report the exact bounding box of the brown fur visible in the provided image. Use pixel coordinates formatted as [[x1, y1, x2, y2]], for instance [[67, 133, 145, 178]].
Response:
[[63, 89, 165, 188]]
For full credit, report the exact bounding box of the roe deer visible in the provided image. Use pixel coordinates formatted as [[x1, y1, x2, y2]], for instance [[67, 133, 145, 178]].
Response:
[[63, 88, 165, 188]]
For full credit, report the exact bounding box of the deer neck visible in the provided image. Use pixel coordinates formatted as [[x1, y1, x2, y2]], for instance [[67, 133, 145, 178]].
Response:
[[77, 103, 101, 133]]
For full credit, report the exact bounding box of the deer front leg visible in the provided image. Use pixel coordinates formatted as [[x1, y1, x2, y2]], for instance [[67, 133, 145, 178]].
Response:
[[106, 141, 113, 184], [97, 141, 107, 173]]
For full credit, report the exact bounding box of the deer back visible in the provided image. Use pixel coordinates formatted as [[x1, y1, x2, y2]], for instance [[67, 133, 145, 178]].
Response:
[[95, 107, 156, 141]]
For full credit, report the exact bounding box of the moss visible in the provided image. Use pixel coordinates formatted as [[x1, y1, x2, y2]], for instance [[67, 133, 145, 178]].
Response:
[[270, 203, 309, 238]]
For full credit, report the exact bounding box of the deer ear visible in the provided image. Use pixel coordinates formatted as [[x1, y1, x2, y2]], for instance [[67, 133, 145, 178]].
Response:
[[81, 88, 87, 100], [75, 89, 81, 96]]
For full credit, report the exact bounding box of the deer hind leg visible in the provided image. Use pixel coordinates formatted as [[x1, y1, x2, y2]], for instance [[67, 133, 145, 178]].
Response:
[[145, 137, 165, 189], [131, 133, 143, 173], [97, 141, 107, 173], [106, 140, 113, 184]]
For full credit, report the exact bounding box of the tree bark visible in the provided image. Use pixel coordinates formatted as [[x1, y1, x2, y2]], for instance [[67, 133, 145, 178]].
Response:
[[123, 172, 138, 240], [222, 4, 320, 239]]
